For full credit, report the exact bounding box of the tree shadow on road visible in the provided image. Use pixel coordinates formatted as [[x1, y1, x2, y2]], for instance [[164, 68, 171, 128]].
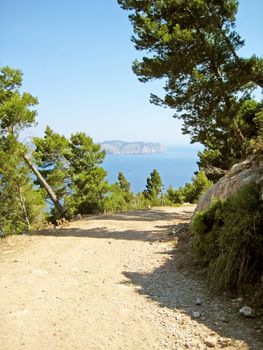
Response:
[[35, 225, 176, 242], [33, 208, 263, 348], [121, 226, 263, 349], [34, 209, 192, 242], [92, 208, 195, 222]]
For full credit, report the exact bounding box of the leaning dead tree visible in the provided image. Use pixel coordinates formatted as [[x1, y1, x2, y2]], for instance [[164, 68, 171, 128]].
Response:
[[22, 153, 64, 216]]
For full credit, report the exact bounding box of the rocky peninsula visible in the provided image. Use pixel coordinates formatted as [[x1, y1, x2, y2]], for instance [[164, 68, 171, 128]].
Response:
[[100, 140, 166, 154]]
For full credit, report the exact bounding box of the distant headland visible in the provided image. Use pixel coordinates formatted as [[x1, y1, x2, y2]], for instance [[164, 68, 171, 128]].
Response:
[[100, 140, 166, 154]]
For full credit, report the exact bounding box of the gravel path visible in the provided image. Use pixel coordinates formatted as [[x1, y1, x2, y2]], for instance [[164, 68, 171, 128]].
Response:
[[0, 205, 262, 349]]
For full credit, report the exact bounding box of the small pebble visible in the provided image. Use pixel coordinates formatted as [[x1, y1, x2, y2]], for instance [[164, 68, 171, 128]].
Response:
[[193, 311, 201, 318], [239, 306, 255, 317], [195, 297, 202, 305], [204, 336, 217, 348]]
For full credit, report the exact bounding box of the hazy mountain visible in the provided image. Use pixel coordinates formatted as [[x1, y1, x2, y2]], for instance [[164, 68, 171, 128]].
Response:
[[100, 140, 166, 154]]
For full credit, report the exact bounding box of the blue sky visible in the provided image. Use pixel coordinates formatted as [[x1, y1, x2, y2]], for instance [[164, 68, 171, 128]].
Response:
[[1, 0, 262, 145]]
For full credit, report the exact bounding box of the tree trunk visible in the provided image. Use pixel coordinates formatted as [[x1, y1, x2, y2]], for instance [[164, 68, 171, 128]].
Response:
[[233, 120, 245, 145], [22, 154, 64, 215], [17, 184, 31, 231]]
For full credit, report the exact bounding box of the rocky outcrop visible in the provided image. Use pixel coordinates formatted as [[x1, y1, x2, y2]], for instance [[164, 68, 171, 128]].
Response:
[[100, 140, 166, 154], [196, 155, 263, 212]]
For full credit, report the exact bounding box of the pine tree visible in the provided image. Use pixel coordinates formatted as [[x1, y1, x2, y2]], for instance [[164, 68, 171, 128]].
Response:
[[33, 126, 70, 208], [65, 132, 108, 215], [0, 67, 45, 234], [0, 136, 45, 234], [117, 172, 133, 203], [118, 1, 263, 176], [34, 129, 110, 217], [144, 169, 163, 203]]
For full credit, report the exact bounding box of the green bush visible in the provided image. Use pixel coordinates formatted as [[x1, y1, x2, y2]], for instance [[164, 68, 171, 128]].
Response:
[[191, 183, 263, 292], [132, 192, 149, 210], [167, 171, 212, 205], [103, 184, 130, 213], [185, 171, 213, 203], [166, 186, 185, 204]]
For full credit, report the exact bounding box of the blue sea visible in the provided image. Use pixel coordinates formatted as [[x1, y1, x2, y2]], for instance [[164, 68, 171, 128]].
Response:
[[102, 146, 201, 193]]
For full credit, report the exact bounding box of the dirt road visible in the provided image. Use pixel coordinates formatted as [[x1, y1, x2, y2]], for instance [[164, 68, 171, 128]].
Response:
[[0, 206, 262, 349]]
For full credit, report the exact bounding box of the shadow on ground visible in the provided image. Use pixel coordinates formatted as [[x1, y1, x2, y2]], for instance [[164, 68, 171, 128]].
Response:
[[34, 207, 262, 348], [92, 209, 194, 222], [35, 226, 173, 242], [121, 229, 263, 349], [34, 209, 192, 242]]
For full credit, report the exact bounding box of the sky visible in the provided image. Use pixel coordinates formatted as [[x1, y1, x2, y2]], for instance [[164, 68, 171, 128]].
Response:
[[1, 0, 262, 146]]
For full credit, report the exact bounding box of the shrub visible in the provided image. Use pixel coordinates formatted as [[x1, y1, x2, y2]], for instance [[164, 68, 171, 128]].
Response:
[[103, 184, 129, 213], [167, 171, 212, 204], [184, 171, 213, 203], [191, 183, 263, 292], [165, 187, 185, 205], [134, 192, 151, 210]]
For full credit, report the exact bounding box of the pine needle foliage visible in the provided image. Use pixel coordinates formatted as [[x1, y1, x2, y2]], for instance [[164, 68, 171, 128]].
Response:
[[166, 171, 212, 204]]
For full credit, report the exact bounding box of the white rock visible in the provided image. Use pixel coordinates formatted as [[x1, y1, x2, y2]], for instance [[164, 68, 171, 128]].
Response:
[[31, 268, 48, 276], [204, 336, 217, 348], [193, 311, 201, 318], [239, 306, 254, 317], [219, 316, 229, 323], [14, 309, 30, 317], [195, 297, 202, 305]]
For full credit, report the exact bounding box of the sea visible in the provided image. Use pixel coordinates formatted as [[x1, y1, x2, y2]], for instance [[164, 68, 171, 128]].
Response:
[[102, 146, 201, 193]]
